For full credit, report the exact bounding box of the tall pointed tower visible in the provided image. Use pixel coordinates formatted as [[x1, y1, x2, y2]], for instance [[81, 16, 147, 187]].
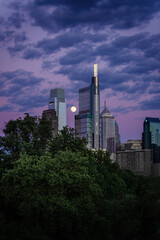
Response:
[[92, 64, 100, 149], [101, 100, 116, 153], [75, 64, 100, 149]]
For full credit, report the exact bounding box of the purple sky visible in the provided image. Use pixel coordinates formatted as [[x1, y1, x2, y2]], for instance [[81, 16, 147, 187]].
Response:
[[0, 0, 160, 142]]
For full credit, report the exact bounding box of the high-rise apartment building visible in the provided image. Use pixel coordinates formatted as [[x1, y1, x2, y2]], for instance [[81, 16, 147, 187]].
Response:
[[101, 101, 116, 153], [142, 117, 160, 162], [49, 88, 67, 131], [75, 64, 100, 149]]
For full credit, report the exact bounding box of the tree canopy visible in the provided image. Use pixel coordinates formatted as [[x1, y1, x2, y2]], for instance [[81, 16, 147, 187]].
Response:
[[0, 113, 52, 170], [0, 115, 160, 240]]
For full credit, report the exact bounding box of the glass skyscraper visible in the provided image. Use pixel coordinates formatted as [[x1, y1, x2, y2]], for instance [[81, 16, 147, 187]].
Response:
[[101, 101, 116, 153], [75, 64, 100, 149], [115, 121, 121, 150], [142, 117, 160, 162], [49, 88, 67, 131]]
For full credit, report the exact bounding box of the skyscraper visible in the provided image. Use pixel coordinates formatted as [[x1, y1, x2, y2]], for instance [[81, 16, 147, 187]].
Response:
[[115, 121, 121, 150], [101, 101, 116, 153], [42, 109, 58, 138], [49, 88, 67, 131], [142, 117, 160, 162], [75, 64, 100, 149]]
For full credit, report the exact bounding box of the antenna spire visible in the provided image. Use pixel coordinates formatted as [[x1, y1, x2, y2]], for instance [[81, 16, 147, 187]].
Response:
[[94, 64, 98, 77]]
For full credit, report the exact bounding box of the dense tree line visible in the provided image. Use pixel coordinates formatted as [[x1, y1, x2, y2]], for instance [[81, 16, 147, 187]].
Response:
[[0, 114, 160, 240]]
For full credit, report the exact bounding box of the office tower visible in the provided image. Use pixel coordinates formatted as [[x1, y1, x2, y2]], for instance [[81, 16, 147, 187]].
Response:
[[49, 88, 67, 131], [101, 101, 116, 153], [142, 117, 160, 163], [115, 121, 121, 149], [42, 109, 58, 138], [75, 64, 100, 149]]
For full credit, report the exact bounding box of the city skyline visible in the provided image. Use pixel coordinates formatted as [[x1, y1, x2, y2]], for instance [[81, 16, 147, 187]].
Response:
[[0, 0, 160, 142]]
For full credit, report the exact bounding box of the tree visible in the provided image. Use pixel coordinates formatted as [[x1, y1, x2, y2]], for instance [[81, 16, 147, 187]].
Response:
[[50, 126, 87, 157], [0, 151, 103, 240], [0, 116, 160, 239], [0, 113, 52, 170]]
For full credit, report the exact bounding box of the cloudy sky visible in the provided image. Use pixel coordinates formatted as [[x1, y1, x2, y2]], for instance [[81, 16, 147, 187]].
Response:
[[0, 0, 160, 142]]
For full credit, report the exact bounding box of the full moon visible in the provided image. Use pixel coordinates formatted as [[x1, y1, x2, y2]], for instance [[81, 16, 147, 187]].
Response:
[[71, 106, 76, 112]]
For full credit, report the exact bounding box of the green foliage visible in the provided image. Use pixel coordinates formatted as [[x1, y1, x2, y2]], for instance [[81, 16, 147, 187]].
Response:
[[0, 113, 52, 170], [50, 126, 87, 156], [0, 151, 102, 239], [0, 116, 160, 239]]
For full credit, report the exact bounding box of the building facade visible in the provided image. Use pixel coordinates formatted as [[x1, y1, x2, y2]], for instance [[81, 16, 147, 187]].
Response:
[[142, 117, 160, 163], [75, 64, 100, 149], [101, 101, 116, 154], [115, 121, 121, 150], [49, 88, 67, 131], [42, 109, 58, 138], [117, 149, 151, 176]]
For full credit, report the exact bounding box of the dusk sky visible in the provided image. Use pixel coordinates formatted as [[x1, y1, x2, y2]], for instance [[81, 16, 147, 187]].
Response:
[[0, 0, 160, 142]]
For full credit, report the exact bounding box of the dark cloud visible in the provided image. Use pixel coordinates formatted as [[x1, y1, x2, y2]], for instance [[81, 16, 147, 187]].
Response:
[[13, 95, 48, 112], [56, 61, 151, 99], [55, 66, 92, 84], [7, 44, 26, 56], [57, 32, 160, 79], [148, 86, 160, 94], [111, 105, 138, 114], [30, 0, 160, 33], [34, 0, 97, 9], [23, 49, 42, 60], [0, 32, 5, 41], [9, 1, 24, 11], [59, 44, 94, 66], [139, 95, 160, 110], [36, 31, 104, 54], [0, 17, 5, 24], [0, 69, 46, 112], [0, 69, 44, 87], [41, 60, 56, 70], [123, 60, 160, 75], [14, 32, 28, 43], [0, 31, 28, 53], [0, 104, 14, 112], [36, 33, 82, 54], [8, 12, 25, 28]]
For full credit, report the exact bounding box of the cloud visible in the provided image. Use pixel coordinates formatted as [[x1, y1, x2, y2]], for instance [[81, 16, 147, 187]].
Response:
[[111, 105, 138, 114], [59, 44, 94, 66], [34, 0, 97, 9], [29, 0, 160, 33], [148, 85, 160, 94], [8, 12, 25, 29], [0, 69, 44, 86], [0, 70, 46, 112], [7, 44, 26, 55], [35, 31, 104, 55], [23, 49, 42, 60], [36, 34, 82, 54], [139, 95, 160, 110], [0, 31, 28, 45], [14, 32, 28, 43], [41, 60, 56, 70], [0, 104, 14, 112], [13, 95, 48, 112]]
